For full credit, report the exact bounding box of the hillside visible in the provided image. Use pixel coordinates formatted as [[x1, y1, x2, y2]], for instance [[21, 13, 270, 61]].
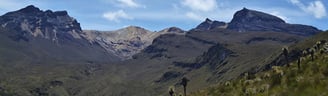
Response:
[[191, 31, 328, 96], [118, 28, 306, 95]]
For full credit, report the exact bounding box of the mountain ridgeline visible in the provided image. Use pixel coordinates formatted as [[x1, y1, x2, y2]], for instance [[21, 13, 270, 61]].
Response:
[[0, 5, 324, 96], [191, 18, 227, 31], [227, 8, 320, 36]]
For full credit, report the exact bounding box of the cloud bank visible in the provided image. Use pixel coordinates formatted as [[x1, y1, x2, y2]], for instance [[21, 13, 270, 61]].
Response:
[[103, 10, 133, 22], [117, 0, 144, 8], [290, 0, 326, 18], [181, 0, 217, 12]]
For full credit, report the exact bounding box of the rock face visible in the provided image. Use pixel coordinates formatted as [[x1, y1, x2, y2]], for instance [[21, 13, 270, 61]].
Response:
[[227, 8, 320, 36], [0, 5, 83, 42], [192, 18, 227, 31], [83, 26, 185, 59], [0, 5, 120, 63]]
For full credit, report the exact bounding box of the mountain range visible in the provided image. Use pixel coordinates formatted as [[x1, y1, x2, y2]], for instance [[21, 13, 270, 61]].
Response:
[[83, 26, 185, 59], [0, 5, 325, 96]]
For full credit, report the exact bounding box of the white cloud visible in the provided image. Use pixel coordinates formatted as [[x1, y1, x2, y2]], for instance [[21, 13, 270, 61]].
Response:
[[290, 0, 301, 4], [181, 0, 217, 12], [103, 10, 133, 22], [307, 1, 326, 18], [185, 12, 204, 21], [289, 0, 326, 18], [117, 0, 144, 8]]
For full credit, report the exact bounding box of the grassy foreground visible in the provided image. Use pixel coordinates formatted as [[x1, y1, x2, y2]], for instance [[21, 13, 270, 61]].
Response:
[[191, 42, 328, 96]]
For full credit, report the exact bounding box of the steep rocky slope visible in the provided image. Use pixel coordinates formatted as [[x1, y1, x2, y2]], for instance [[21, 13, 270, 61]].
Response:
[[227, 8, 320, 36], [0, 5, 119, 64], [0, 5, 84, 42], [192, 18, 227, 31]]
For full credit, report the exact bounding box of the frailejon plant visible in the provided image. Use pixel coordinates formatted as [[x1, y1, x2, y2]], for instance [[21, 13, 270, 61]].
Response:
[[310, 48, 315, 61], [294, 50, 302, 71], [181, 77, 189, 96], [297, 56, 301, 71], [169, 86, 175, 96], [282, 47, 289, 67], [322, 41, 328, 53], [316, 41, 321, 50]]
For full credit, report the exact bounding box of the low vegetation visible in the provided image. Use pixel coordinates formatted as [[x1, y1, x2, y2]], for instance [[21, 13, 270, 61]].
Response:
[[191, 39, 328, 96]]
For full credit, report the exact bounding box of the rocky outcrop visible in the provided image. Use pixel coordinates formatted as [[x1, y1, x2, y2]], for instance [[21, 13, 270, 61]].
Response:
[[0, 5, 83, 42], [195, 43, 232, 69], [227, 8, 320, 36], [192, 18, 227, 31]]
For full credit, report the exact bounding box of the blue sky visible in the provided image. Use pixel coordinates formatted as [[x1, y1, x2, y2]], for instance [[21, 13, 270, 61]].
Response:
[[0, 0, 327, 31]]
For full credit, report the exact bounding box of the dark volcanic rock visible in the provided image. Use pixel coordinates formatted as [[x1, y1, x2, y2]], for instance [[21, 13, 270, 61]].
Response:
[[227, 8, 320, 36], [230, 8, 285, 24], [0, 5, 120, 63], [17, 5, 41, 14], [192, 18, 226, 31], [0, 5, 83, 42]]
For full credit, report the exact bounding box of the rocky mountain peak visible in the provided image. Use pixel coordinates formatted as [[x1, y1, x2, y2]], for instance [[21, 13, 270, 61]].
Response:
[[192, 18, 226, 31], [17, 5, 41, 14], [0, 5, 83, 42], [231, 8, 285, 24], [205, 18, 212, 22], [227, 8, 320, 36], [116, 26, 151, 36]]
